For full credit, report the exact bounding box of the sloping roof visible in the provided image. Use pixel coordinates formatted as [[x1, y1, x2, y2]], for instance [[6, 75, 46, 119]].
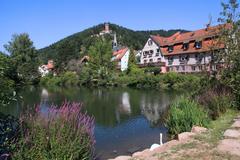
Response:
[[150, 24, 230, 56], [80, 56, 90, 63], [151, 24, 230, 47], [112, 47, 129, 60], [161, 39, 224, 56], [42, 60, 54, 70]]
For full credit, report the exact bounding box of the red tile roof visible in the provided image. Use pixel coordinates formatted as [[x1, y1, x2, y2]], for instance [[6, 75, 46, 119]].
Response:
[[113, 47, 129, 60], [47, 60, 54, 69], [151, 24, 230, 56]]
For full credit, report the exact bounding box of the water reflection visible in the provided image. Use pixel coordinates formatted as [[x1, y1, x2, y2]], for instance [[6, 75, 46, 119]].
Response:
[[140, 93, 170, 126], [3, 86, 179, 159]]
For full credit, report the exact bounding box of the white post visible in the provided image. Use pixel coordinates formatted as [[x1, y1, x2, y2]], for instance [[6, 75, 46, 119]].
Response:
[[160, 133, 163, 146]]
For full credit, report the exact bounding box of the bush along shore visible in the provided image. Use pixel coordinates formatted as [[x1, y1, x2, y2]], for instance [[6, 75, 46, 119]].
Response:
[[40, 71, 203, 91], [1, 102, 95, 160]]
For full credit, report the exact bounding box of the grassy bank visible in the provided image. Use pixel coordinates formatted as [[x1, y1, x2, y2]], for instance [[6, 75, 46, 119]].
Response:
[[155, 109, 239, 160]]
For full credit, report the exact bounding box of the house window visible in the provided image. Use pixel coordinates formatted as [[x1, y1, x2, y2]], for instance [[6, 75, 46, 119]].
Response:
[[168, 57, 174, 65], [179, 55, 189, 63], [143, 52, 147, 58], [195, 41, 202, 49], [156, 49, 160, 53], [182, 43, 189, 50], [143, 51, 149, 58], [182, 66, 185, 71], [199, 65, 203, 70], [156, 53, 160, 56], [195, 54, 203, 63], [168, 45, 174, 52], [148, 40, 153, 46], [157, 58, 161, 61], [144, 60, 147, 64], [149, 50, 153, 57], [192, 66, 196, 71], [149, 59, 153, 62], [180, 56, 185, 62], [176, 66, 179, 71]]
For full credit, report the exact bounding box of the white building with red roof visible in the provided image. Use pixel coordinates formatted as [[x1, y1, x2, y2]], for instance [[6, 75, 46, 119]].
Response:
[[111, 47, 130, 71], [38, 60, 54, 77], [140, 24, 229, 73]]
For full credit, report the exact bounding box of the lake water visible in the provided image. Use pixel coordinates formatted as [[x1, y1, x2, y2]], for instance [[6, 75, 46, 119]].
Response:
[[1, 86, 178, 159]]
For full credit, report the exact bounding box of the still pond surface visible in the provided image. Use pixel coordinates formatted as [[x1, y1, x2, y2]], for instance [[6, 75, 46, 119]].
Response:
[[1, 86, 179, 159]]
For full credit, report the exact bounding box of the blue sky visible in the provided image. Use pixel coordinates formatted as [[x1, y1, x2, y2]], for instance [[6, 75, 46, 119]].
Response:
[[1, 0, 228, 51]]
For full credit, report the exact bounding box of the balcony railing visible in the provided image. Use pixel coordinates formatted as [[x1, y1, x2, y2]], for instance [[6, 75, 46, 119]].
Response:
[[138, 62, 165, 68], [179, 60, 188, 65]]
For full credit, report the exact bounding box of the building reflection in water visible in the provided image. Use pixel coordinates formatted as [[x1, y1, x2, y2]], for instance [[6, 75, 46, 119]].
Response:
[[119, 92, 131, 114], [140, 94, 170, 126], [40, 88, 51, 114], [115, 92, 131, 123]]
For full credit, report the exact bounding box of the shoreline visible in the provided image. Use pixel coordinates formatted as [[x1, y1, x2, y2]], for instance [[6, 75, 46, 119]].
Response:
[[110, 110, 240, 160], [109, 126, 207, 160]]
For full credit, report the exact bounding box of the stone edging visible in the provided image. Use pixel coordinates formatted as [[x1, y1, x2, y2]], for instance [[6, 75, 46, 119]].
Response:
[[109, 126, 207, 160]]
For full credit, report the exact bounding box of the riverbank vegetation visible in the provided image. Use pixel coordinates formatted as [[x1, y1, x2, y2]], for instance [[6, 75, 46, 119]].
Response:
[[9, 102, 95, 160], [166, 96, 210, 135], [0, 33, 40, 106], [166, 0, 240, 136], [155, 110, 239, 160], [0, 0, 240, 159]]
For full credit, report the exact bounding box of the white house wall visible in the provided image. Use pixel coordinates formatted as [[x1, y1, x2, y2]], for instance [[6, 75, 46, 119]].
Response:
[[140, 38, 165, 64], [166, 53, 212, 66], [120, 49, 130, 71]]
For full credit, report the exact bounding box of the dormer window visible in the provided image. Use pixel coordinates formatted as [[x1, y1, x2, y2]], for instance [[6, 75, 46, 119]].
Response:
[[182, 43, 189, 50], [195, 41, 202, 49], [148, 40, 153, 46], [168, 45, 174, 52]]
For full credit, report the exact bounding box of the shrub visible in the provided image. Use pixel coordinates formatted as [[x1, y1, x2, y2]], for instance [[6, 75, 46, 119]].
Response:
[[166, 96, 209, 135], [40, 71, 79, 87], [161, 72, 201, 90], [196, 83, 234, 120], [12, 102, 95, 160], [0, 113, 19, 159], [0, 76, 15, 105]]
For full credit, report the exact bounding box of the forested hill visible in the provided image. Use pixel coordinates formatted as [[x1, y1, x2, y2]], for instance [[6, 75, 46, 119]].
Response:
[[38, 23, 189, 62]]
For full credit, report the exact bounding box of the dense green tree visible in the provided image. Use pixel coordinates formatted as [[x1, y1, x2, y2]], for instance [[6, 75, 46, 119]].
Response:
[[217, 0, 240, 107], [78, 38, 115, 85], [127, 48, 144, 75], [0, 52, 15, 105], [4, 33, 40, 84], [88, 39, 113, 69]]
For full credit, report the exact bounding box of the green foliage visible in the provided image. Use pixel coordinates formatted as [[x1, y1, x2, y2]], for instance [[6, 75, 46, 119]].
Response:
[[40, 71, 79, 87], [11, 103, 95, 160], [166, 96, 209, 135], [196, 81, 234, 120], [160, 72, 201, 90], [88, 39, 113, 69], [4, 33, 40, 84], [0, 52, 16, 105], [217, 0, 240, 108], [115, 73, 202, 90]]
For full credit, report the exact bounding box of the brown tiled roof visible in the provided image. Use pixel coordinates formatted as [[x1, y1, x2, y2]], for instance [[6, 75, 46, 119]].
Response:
[[150, 24, 230, 56], [113, 47, 129, 60], [47, 60, 54, 69]]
